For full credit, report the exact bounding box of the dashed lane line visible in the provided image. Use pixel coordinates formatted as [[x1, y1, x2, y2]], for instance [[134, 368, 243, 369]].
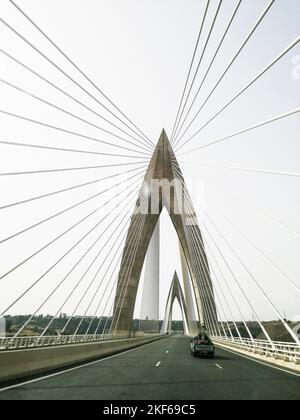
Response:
[[0, 340, 164, 393]]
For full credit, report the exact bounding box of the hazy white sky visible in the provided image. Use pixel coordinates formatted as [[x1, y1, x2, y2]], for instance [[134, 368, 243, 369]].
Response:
[[0, 0, 299, 324]]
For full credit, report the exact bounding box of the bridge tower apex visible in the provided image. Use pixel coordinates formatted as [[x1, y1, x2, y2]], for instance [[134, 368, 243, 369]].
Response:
[[111, 131, 217, 337]]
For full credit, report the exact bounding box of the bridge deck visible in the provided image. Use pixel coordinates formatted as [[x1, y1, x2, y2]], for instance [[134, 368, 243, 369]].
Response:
[[0, 336, 299, 400]]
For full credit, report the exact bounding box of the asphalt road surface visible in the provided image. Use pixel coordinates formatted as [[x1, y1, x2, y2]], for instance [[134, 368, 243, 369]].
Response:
[[0, 336, 299, 400]]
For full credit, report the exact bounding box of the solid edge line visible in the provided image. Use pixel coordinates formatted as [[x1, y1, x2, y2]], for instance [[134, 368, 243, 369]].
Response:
[[0, 340, 158, 393], [216, 345, 300, 378]]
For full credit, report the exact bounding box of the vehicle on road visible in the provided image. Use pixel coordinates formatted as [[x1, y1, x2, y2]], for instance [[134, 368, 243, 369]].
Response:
[[190, 332, 215, 358]]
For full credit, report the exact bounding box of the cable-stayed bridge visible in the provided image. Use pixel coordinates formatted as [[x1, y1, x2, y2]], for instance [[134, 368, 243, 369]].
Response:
[[0, 0, 299, 400]]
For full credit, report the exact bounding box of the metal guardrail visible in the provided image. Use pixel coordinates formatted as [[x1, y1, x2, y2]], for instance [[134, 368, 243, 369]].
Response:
[[212, 336, 300, 364], [0, 334, 126, 351], [0, 332, 158, 351]]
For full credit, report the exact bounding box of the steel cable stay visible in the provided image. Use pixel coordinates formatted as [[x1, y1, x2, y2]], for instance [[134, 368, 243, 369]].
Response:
[[98, 301, 115, 338], [0, 48, 152, 151], [0, 79, 153, 156], [8, 0, 153, 148], [171, 163, 247, 339], [180, 161, 300, 179], [74, 247, 123, 336], [175, 135, 300, 305], [173, 161, 300, 345], [75, 213, 144, 335], [110, 213, 146, 336], [0, 164, 146, 211], [172, 0, 242, 148], [206, 198, 300, 295], [98, 276, 128, 337], [1, 182, 141, 323], [111, 216, 148, 337], [177, 172, 300, 242], [203, 239, 254, 341], [0, 161, 148, 178], [170, 0, 210, 143], [209, 264, 239, 339], [1, 7, 153, 149], [207, 266, 236, 340], [183, 223, 217, 336], [206, 271, 232, 339], [186, 230, 221, 337], [182, 212, 221, 336], [0, 0, 297, 364], [171, 163, 271, 343], [12, 185, 141, 338], [95, 298, 115, 337], [172, 0, 223, 144], [60, 212, 143, 335], [173, 0, 276, 148], [99, 232, 145, 337], [1, 207, 111, 322], [84, 216, 144, 338], [160, 160, 219, 336], [177, 152, 300, 278], [0, 139, 150, 160], [177, 107, 300, 156], [0, 48, 154, 154], [39, 191, 138, 337], [84, 216, 144, 336], [20, 213, 130, 338], [189, 210, 274, 347], [0, 110, 150, 157], [109, 214, 146, 336], [73, 225, 130, 335], [205, 236, 254, 340], [0, 168, 145, 246], [80, 212, 144, 337], [72, 216, 144, 336], [97, 289, 119, 338], [203, 210, 300, 345], [187, 221, 242, 339], [176, 154, 300, 246], [92, 214, 146, 337], [199, 219, 275, 347], [239, 198, 300, 241], [212, 288, 234, 340], [176, 35, 300, 152], [0, 172, 144, 283]]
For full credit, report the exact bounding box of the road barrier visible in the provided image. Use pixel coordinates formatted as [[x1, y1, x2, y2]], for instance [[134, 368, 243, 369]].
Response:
[[0, 334, 165, 384], [0, 333, 129, 351], [212, 336, 300, 368]]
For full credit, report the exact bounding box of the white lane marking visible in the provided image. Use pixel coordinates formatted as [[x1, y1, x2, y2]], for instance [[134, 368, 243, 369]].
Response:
[[0, 340, 163, 393], [155, 361, 162, 367], [215, 363, 223, 370], [216, 345, 300, 378]]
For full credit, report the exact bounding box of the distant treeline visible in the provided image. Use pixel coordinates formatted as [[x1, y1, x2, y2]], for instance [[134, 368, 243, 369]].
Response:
[[4, 315, 295, 342], [4, 315, 185, 337]]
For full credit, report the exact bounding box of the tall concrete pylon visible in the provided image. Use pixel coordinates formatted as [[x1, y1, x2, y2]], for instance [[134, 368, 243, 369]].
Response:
[[139, 220, 160, 333], [179, 243, 198, 335], [111, 130, 217, 337], [161, 271, 189, 335]]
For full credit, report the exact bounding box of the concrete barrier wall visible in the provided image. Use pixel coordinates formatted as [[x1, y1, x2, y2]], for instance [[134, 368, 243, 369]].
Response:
[[0, 335, 164, 385]]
